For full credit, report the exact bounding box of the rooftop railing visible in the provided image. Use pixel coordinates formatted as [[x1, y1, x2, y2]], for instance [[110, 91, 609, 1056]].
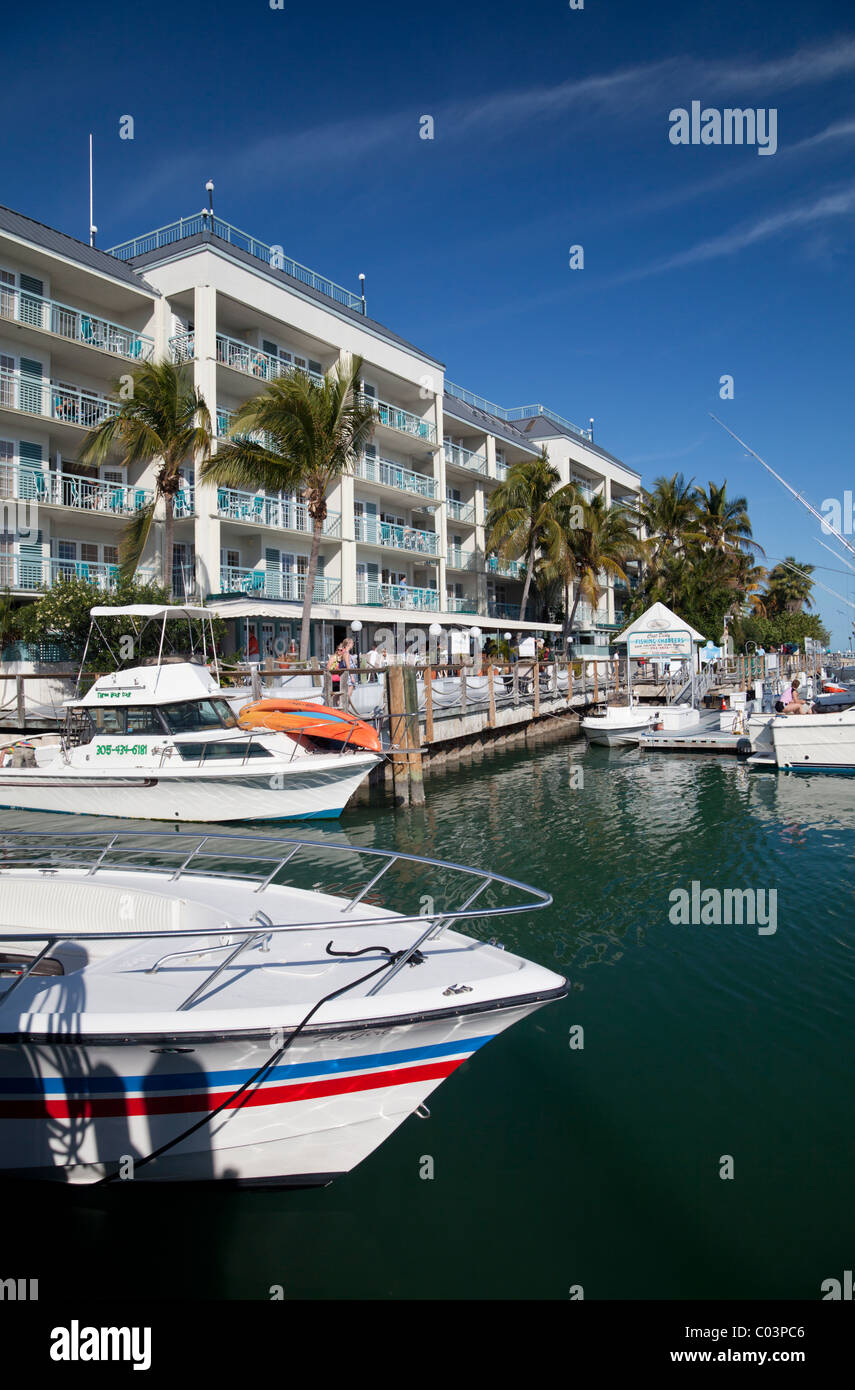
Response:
[[0, 367, 118, 430], [443, 440, 487, 475], [216, 487, 341, 537], [108, 215, 364, 312], [0, 286, 153, 361], [354, 516, 439, 556], [354, 453, 438, 500], [445, 380, 592, 441]]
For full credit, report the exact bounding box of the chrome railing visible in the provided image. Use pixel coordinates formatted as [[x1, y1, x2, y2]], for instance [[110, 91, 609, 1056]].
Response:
[[0, 831, 552, 1009], [354, 516, 439, 555], [216, 488, 341, 537], [0, 286, 153, 360], [356, 581, 440, 611], [0, 368, 118, 429], [354, 454, 438, 499], [109, 216, 364, 311], [219, 567, 341, 602]]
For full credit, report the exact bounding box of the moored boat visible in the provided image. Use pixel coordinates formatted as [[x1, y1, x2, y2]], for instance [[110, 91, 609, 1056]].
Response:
[[0, 831, 566, 1186]]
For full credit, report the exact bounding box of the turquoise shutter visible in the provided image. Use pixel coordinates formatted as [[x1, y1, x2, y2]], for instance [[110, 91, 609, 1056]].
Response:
[[18, 358, 43, 415], [18, 528, 44, 588], [18, 440, 43, 499]]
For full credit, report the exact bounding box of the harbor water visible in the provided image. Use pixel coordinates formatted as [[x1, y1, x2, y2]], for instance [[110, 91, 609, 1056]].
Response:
[[4, 738, 854, 1300]]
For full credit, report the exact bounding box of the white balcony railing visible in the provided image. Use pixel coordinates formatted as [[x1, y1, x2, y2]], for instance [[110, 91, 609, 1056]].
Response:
[[445, 497, 476, 524], [219, 567, 341, 602], [3, 470, 153, 515], [446, 548, 478, 571], [0, 285, 153, 361], [446, 595, 479, 613], [216, 487, 341, 537], [354, 516, 439, 556], [0, 555, 153, 593], [356, 581, 440, 611], [368, 397, 436, 445], [0, 367, 118, 430], [443, 440, 487, 475], [354, 453, 438, 499], [486, 554, 523, 579]]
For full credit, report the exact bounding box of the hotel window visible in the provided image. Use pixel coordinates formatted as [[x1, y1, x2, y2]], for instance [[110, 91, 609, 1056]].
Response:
[[0, 354, 13, 408], [224, 549, 240, 570], [103, 545, 119, 568], [0, 269, 14, 320], [0, 440, 13, 497]]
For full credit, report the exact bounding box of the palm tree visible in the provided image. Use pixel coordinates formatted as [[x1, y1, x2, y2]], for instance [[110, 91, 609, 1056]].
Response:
[[80, 359, 212, 589], [564, 493, 646, 634], [693, 480, 761, 555], [485, 448, 576, 620], [200, 356, 376, 660], [765, 558, 815, 615], [631, 472, 700, 565]]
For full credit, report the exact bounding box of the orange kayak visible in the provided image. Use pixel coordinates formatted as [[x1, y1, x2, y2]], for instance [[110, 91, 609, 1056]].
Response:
[[238, 699, 383, 753]]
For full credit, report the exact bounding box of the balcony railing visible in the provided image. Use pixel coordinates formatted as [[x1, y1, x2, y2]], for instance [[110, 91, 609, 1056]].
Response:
[[216, 332, 324, 386], [354, 454, 438, 499], [109, 215, 364, 311], [0, 286, 153, 361], [219, 567, 341, 602], [446, 596, 479, 613], [0, 555, 153, 593], [3, 469, 153, 515], [443, 440, 487, 475], [356, 581, 440, 611], [487, 600, 520, 619], [215, 408, 275, 452], [0, 368, 118, 430], [487, 554, 522, 579], [446, 548, 478, 571], [354, 516, 439, 556], [495, 461, 509, 481], [445, 497, 476, 524], [216, 487, 341, 537], [368, 397, 436, 445], [445, 381, 593, 442]]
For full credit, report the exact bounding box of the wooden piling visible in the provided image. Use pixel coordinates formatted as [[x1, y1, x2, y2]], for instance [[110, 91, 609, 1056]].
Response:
[[386, 665, 410, 805], [424, 666, 434, 743]]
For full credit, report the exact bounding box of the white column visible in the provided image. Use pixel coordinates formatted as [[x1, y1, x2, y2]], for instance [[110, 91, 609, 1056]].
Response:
[[192, 283, 220, 599]]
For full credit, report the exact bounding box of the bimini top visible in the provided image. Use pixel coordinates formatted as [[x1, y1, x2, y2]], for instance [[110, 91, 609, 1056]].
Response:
[[89, 604, 212, 622]]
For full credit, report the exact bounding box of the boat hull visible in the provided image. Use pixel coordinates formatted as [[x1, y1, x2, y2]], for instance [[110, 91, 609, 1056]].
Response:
[[771, 710, 855, 772], [0, 755, 379, 822], [0, 1004, 548, 1184]]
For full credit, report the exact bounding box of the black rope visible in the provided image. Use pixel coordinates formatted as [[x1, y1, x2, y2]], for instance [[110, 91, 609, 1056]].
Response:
[[95, 943, 414, 1186]]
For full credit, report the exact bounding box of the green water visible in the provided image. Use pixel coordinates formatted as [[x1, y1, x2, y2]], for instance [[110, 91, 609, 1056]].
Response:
[[4, 739, 854, 1300]]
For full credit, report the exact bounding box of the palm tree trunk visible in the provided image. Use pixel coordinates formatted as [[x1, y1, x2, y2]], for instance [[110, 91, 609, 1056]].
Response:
[[299, 519, 324, 662], [519, 548, 535, 621], [562, 580, 570, 651], [566, 571, 583, 633], [163, 495, 175, 596]]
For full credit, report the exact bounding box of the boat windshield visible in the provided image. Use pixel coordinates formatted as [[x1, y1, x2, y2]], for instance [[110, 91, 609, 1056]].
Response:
[[158, 699, 239, 734]]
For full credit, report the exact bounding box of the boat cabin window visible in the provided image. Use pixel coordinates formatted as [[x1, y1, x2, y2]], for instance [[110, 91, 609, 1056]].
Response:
[[158, 699, 238, 733], [77, 707, 167, 737], [176, 741, 273, 761]]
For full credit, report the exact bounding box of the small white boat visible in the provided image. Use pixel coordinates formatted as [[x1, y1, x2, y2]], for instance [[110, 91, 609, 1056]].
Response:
[[0, 606, 381, 822], [0, 831, 566, 1186], [582, 702, 701, 747], [760, 707, 855, 773]]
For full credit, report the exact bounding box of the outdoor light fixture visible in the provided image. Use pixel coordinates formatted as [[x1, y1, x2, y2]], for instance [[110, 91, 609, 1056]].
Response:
[[470, 627, 482, 640], [428, 623, 443, 637], [206, 180, 214, 222], [589, 417, 595, 440], [358, 273, 366, 316], [504, 631, 512, 641], [350, 620, 363, 633]]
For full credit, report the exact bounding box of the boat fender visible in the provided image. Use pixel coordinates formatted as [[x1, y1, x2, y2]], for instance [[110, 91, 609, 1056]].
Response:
[[736, 737, 753, 759]]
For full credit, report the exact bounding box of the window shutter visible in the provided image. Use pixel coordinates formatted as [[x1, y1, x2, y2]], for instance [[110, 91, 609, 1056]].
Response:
[[264, 547, 279, 569], [262, 340, 277, 356]]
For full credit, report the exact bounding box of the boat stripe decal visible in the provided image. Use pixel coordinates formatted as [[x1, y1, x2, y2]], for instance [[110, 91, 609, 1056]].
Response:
[[0, 1058, 465, 1120], [0, 1034, 495, 1097]]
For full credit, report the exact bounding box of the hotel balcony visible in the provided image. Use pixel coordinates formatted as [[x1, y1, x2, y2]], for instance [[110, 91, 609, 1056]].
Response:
[[0, 285, 153, 362], [486, 554, 523, 579], [445, 498, 476, 524], [353, 453, 438, 501], [3, 470, 154, 516], [215, 408, 274, 451], [354, 516, 439, 556], [446, 595, 479, 614], [355, 581, 440, 612], [0, 554, 153, 594], [0, 367, 118, 433], [366, 396, 436, 446], [446, 547, 478, 572], [216, 487, 341, 537], [219, 567, 341, 602], [443, 441, 487, 476], [487, 600, 520, 619]]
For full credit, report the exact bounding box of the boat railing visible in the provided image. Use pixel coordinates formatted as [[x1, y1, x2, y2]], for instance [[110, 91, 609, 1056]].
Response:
[[0, 831, 552, 1008]]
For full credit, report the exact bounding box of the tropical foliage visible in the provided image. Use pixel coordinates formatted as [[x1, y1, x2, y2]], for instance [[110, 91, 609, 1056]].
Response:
[[485, 449, 578, 620], [200, 356, 376, 659], [80, 359, 212, 589]]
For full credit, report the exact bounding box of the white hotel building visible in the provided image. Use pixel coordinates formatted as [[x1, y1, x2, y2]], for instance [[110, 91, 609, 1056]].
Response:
[[0, 204, 642, 658]]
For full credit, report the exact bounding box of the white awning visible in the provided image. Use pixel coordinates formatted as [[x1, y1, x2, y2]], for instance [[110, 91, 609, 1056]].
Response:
[[89, 604, 212, 621]]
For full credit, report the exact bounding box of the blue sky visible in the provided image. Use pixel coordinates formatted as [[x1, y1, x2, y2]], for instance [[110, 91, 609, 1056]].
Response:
[[2, 0, 854, 644]]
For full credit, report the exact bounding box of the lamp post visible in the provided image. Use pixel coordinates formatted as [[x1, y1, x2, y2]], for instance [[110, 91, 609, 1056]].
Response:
[[206, 180, 214, 227], [358, 273, 366, 315], [350, 619, 362, 666]]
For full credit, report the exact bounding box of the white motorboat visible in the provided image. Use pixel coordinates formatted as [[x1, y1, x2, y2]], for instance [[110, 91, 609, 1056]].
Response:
[[582, 702, 701, 747], [0, 606, 381, 822], [0, 830, 566, 1186], [757, 707, 855, 773]]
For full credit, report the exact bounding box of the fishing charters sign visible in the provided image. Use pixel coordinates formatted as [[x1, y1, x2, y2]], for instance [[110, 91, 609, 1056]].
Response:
[[627, 624, 694, 659]]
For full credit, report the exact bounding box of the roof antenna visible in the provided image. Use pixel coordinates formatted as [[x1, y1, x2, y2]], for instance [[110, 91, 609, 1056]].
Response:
[[88, 134, 97, 247]]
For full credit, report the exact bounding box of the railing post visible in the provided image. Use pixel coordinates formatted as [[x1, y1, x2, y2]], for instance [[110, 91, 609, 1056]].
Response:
[[513, 665, 519, 707], [567, 658, 573, 704], [593, 662, 599, 704], [460, 669, 468, 714], [533, 662, 540, 716], [487, 663, 496, 728], [424, 666, 434, 743]]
